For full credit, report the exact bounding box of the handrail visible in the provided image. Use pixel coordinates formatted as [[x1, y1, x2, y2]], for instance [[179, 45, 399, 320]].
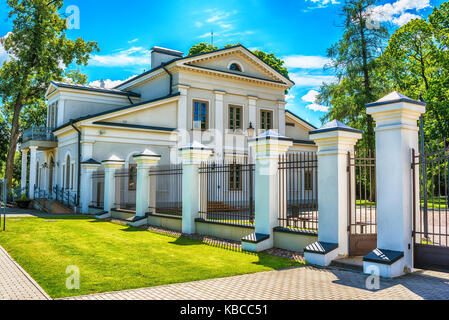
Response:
[[22, 126, 57, 143]]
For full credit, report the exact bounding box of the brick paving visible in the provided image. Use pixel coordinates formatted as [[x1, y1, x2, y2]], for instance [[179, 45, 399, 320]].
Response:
[[65, 266, 449, 300], [0, 245, 49, 300]]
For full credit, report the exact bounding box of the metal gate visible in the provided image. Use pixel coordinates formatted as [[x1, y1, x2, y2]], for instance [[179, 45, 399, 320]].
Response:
[[198, 158, 255, 226], [412, 141, 449, 270], [347, 149, 377, 256]]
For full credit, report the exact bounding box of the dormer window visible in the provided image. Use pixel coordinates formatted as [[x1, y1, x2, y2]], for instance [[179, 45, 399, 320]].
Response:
[[229, 62, 242, 72]]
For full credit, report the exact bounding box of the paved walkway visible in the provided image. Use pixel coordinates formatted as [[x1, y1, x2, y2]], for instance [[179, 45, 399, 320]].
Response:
[[65, 266, 449, 300], [0, 245, 49, 300]]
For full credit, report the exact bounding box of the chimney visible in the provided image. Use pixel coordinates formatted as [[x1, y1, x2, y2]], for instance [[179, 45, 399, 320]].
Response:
[[99, 78, 105, 88], [151, 46, 183, 69]]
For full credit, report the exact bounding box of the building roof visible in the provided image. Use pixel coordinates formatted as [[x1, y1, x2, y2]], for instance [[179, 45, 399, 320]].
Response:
[[50, 81, 141, 98], [115, 44, 294, 89], [53, 92, 180, 133], [285, 110, 317, 130]]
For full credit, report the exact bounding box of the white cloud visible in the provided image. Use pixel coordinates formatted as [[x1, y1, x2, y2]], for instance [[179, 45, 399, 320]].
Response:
[[128, 38, 139, 44], [286, 94, 295, 101], [0, 32, 12, 65], [89, 46, 151, 67], [306, 103, 330, 112], [89, 75, 138, 89], [289, 72, 335, 87], [367, 0, 430, 27], [301, 89, 329, 112], [284, 55, 331, 69], [301, 90, 319, 103], [194, 21, 203, 27], [392, 12, 421, 25]]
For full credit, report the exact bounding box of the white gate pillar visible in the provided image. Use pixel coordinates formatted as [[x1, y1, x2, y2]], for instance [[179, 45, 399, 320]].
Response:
[[241, 130, 292, 252], [21, 149, 29, 192], [363, 92, 426, 278], [28, 146, 38, 199], [179, 142, 213, 234], [130, 150, 161, 226], [304, 121, 361, 266], [80, 159, 101, 214], [101, 156, 125, 217]]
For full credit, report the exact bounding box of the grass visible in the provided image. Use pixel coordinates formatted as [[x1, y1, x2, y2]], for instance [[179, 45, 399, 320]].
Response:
[[0, 216, 301, 298], [421, 197, 448, 209]]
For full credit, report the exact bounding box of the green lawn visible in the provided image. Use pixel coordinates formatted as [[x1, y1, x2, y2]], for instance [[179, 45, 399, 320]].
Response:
[[0, 216, 300, 298]]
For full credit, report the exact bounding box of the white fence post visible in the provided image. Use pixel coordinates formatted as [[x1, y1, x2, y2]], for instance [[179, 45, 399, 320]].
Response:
[[131, 150, 161, 226], [80, 159, 101, 214], [101, 156, 125, 218], [241, 130, 292, 252], [363, 92, 426, 278], [304, 121, 361, 266], [179, 142, 213, 234]]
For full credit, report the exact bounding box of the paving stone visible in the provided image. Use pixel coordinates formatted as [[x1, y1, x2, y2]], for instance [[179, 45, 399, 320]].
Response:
[[0, 245, 49, 300]]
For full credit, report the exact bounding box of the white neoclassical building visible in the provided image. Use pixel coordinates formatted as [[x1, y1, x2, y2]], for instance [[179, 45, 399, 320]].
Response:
[[20, 44, 317, 213]]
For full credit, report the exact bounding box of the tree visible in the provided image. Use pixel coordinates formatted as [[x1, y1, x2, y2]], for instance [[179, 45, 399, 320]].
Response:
[[317, 0, 389, 150], [378, 2, 449, 141], [187, 42, 290, 80], [0, 0, 98, 189]]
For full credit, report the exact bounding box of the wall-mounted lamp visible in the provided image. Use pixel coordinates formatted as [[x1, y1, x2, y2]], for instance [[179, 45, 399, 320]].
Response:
[[56, 161, 60, 167], [42, 162, 48, 168], [247, 122, 255, 137]]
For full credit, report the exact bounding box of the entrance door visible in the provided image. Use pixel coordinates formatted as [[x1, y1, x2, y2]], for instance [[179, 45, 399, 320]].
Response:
[[49, 157, 54, 193], [347, 149, 377, 256], [412, 143, 449, 270]]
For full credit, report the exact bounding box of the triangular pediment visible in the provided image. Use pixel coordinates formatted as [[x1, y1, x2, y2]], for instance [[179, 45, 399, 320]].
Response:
[[180, 46, 293, 86]]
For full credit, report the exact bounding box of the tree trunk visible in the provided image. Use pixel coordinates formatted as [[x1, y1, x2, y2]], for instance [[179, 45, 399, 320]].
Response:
[[5, 95, 23, 190]]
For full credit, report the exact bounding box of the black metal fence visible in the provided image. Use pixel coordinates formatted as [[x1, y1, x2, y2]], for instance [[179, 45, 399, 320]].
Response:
[[114, 167, 136, 210], [412, 141, 449, 248], [278, 152, 318, 232], [347, 149, 377, 256], [199, 158, 255, 226], [91, 169, 105, 208], [149, 164, 182, 216]]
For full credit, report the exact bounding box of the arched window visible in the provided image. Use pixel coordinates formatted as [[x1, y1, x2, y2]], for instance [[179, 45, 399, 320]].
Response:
[[229, 63, 242, 72], [66, 155, 71, 189]]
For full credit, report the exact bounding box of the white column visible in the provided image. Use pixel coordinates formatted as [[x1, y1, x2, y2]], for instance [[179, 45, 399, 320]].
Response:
[[363, 92, 426, 278], [177, 85, 190, 130], [133, 150, 161, 219], [214, 90, 225, 159], [248, 96, 257, 132], [278, 101, 286, 136], [21, 149, 28, 192], [28, 146, 38, 199], [179, 142, 213, 234], [81, 141, 94, 162], [304, 121, 361, 267], [80, 160, 101, 214], [242, 130, 293, 252], [102, 156, 124, 215]]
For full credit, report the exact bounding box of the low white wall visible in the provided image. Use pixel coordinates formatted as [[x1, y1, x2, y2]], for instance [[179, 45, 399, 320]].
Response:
[[148, 214, 182, 232]]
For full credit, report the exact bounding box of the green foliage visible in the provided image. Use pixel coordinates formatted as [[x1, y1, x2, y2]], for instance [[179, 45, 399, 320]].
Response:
[[317, 0, 389, 150], [187, 42, 218, 55], [378, 2, 449, 141]]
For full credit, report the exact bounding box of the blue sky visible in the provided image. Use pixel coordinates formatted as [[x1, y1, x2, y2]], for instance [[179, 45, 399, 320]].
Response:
[[0, 0, 444, 127]]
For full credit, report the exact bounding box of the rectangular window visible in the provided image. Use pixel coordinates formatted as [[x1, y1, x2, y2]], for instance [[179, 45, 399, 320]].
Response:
[[261, 110, 273, 130], [193, 100, 208, 130], [229, 105, 242, 130], [304, 170, 313, 191], [71, 163, 75, 189], [229, 164, 242, 191], [128, 165, 137, 190]]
